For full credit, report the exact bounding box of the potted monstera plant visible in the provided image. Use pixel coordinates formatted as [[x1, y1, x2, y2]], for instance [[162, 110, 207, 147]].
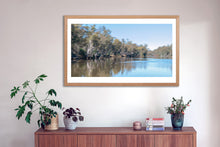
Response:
[[63, 107, 84, 130], [10, 74, 62, 130]]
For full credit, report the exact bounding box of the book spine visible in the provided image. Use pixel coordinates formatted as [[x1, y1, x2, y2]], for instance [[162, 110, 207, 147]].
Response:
[[146, 122, 165, 125], [146, 121, 165, 126], [147, 125, 164, 128], [146, 120, 165, 123], [146, 118, 164, 121], [146, 127, 165, 131]]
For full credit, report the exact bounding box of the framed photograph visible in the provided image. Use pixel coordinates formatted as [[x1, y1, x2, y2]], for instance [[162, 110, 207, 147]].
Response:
[[64, 15, 179, 86]]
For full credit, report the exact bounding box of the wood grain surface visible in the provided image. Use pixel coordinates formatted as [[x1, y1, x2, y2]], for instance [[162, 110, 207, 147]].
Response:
[[155, 135, 193, 147], [35, 127, 196, 147], [78, 135, 116, 147], [137, 135, 154, 147]]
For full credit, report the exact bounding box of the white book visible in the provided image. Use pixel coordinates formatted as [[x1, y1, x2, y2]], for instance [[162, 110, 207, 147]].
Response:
[[146, 122, 165, 126]]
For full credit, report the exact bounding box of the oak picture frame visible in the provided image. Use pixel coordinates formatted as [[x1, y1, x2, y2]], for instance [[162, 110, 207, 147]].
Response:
[[64, 15, 179, 86]]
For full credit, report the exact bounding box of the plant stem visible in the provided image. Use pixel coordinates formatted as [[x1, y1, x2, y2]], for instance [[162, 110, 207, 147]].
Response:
[[27, 96, 34, 99], [33, 103, 40, 107], [32, 107, 40, 113], [34, 84, 38, 93], [39, 99, 49, 102], [28, 85, 44, 108], [20, 90, 32, 94], [44, 94, 50, 105]]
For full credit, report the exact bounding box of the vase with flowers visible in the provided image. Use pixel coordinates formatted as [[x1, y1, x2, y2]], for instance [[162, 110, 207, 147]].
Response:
[[166, 97, 192, 130]]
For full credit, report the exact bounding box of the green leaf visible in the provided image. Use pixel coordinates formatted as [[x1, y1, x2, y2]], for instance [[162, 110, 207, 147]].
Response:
[[57, 101, 62, 109], [49, 100, 62, 109], [48, 89, 57, 96], [49, 100, 56, 106], [24, 100, 33, 110], [24, 100, 35, 110], [25, 111, 32, 124], [16, 105, 25, 119], [37, 120, 41, 127], [34, 79, 40, 84], [22, 92, 28, 104], [39, 74, 47, 78], [25, 101, 30, 105], [22, 81, 30, 88], [40, 113, 46, 129], [27, 103, 33, 110], [11, 87, 16, 92], [187, 100, 192, 104], [10, 92, 15, 98], [11, 87, 15, 92], [34, 74, 47, 84], [41, 123, 45, 129], [47, 118, 51, 125], [29, 100, 35, 103], [10, 86, 20, 98]]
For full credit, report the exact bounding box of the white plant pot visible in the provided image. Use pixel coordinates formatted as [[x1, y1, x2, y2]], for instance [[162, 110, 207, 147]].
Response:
[[63, 116, 78, 130]]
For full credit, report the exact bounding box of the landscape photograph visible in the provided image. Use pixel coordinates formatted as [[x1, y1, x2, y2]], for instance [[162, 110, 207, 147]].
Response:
[[70, 23, 173, 77]]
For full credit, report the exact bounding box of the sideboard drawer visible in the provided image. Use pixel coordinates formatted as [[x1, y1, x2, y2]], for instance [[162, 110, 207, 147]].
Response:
[[37, 135, 77, 147], [137, 135, 154, 147], [117, 135, 137, 147], [78, 135, 116, 147], [155, 135, 193, 147]]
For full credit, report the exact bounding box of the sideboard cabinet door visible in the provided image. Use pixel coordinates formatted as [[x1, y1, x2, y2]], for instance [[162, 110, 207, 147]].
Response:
[[78, 135, 116, 147], [37, 135, 77, 147], [116, 135, 137, 147], [155, 135, 193, 147], [137, 135, 154, 147]]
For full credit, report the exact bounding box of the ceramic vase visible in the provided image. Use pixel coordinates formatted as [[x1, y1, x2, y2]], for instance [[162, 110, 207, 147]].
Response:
[[63, 116, 78, 130], [171, 113, 184, 130]]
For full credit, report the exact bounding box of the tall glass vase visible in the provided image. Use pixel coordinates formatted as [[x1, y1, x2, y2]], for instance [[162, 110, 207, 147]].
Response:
[[171, 113, 184, 130]]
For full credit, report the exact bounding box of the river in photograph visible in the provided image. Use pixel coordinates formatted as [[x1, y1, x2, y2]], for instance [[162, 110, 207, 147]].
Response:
[[71, 58, 172, 77]]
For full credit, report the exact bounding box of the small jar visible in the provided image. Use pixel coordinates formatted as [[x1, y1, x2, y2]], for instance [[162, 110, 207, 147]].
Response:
[[133, 121, 142, 130]]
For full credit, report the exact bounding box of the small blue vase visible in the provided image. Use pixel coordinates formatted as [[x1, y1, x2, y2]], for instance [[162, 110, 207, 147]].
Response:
[[171, 113, 184, 130]]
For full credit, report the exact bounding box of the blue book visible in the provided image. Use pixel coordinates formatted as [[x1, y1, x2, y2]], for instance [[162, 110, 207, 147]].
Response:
[[146, 127, 165, 131]]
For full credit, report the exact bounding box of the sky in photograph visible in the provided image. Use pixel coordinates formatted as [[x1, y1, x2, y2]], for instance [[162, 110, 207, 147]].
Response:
[[90, 24, 172, 51]]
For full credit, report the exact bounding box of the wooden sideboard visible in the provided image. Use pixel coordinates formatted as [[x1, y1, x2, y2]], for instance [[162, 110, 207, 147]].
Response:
[[35, 127, 196, 147]]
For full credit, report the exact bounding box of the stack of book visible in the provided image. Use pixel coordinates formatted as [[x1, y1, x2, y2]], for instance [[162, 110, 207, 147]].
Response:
[[146, 118, 165, 131]]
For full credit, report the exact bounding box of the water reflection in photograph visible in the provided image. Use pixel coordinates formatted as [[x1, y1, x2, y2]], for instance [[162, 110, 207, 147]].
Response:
[[71, 58, 172, 77]]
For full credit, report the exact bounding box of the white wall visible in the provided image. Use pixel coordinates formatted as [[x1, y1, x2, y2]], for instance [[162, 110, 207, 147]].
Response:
[[0, 0, 220, 147]]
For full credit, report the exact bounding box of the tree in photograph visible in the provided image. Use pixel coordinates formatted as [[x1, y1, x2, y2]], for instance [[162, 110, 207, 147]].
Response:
[[71, 24, 171, 60]]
